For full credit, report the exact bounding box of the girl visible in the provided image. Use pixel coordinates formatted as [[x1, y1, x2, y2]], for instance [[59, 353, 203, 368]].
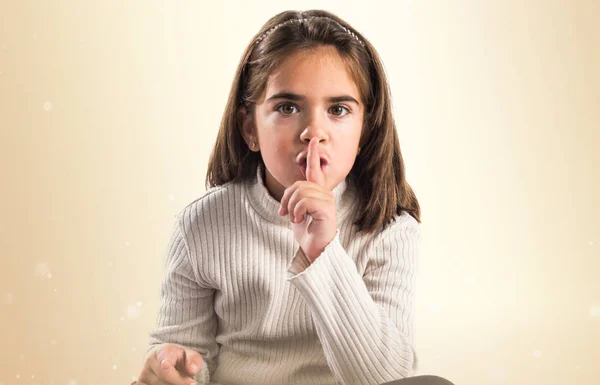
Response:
[[135, 9, 451, 385]]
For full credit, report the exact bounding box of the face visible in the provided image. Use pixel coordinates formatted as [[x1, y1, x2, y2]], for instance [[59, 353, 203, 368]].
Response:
[[241, 46, 364, 202]]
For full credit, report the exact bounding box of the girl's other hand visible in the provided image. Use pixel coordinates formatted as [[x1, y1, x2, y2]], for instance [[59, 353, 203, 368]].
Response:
[[135, 343, 203, 385]]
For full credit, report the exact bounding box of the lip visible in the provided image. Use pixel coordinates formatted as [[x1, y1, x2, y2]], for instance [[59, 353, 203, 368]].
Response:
[[296, 152, 330, 167], [298, 162, 327, 179]]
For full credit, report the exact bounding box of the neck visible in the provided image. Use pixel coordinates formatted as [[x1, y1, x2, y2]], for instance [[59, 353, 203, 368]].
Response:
[[245, 163, 357, 227]]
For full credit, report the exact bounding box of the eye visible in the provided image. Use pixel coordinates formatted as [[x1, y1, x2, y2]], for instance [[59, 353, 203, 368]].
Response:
[[274, 103, 351, 117], [330, 105, 351, 117], [275, 103, 298, 115]]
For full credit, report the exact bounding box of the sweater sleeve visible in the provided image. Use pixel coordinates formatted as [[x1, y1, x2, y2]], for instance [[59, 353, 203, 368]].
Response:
[[285, 215, 421, 385], [146, 214, 219, 385]]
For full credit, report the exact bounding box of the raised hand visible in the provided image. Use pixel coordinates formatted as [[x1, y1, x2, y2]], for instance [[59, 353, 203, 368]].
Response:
[[279, 137, 337, 262]]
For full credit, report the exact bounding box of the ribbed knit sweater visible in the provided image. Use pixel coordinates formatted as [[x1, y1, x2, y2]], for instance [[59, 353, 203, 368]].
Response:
[[147, 164, 421, 385]]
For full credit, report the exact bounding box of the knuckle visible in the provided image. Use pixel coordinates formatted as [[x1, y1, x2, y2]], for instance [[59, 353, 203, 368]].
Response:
[[294, 198, 307, 214], [288, 193, 299, 210]]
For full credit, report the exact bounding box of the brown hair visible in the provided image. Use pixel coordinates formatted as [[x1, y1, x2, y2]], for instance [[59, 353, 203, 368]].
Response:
[[206, 9, 421, 233]]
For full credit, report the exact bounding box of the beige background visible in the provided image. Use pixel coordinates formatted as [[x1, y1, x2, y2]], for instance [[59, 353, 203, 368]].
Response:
[[1, 0, 599, 384]]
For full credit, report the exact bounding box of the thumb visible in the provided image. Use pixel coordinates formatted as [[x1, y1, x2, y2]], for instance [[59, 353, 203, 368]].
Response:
[[183, 348, 204, 376]]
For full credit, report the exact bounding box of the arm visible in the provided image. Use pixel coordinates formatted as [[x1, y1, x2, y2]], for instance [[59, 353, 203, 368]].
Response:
[[286, 214, 420, 385], [146, 213, 219, 384]]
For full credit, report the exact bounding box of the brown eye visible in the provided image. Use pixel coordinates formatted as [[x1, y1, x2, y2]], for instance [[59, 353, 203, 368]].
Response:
[[330, 105, 350, 116], [277, 103, 297, 115]]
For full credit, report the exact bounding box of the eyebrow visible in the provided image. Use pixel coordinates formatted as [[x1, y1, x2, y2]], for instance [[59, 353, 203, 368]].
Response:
[[266, 92, 360, 106]]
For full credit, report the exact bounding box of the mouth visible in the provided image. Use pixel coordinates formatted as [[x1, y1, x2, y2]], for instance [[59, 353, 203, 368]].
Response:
[[298, 158, 328, 178]]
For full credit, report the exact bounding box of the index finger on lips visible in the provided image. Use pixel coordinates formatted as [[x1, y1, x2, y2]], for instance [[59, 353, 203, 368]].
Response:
[[306, 137, 325, 187]]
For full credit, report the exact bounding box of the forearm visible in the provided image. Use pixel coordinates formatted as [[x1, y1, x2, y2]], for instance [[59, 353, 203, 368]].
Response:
[[287, 234, 416, 385]]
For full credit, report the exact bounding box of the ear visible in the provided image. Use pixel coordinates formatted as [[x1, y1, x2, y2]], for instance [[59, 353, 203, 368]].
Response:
[[238, 106, 259, 152]]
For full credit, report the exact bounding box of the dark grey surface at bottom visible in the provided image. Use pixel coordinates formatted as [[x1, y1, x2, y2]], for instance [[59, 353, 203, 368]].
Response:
[[379, 375, 455, 385]]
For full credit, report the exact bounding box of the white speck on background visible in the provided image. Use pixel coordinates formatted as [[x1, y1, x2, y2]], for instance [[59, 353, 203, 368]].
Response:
[[127, 304, 142, 319], [136, 301, 143, 307], [533, 349, 542, 358], [4, 292, 14, 305], [112, 364, 118, 370], [590, 305, 600, 317], [43, 101, 53, 111], [125, 241, 130, 247], [464, 273, 477, 286], [35, 262, 50, 277]]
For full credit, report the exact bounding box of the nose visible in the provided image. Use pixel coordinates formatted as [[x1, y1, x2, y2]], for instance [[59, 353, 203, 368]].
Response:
[[299, 110, 329, 144]]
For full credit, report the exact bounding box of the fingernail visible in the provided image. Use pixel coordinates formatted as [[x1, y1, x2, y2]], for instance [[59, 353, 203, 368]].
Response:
[[190, 363, 199, 372]]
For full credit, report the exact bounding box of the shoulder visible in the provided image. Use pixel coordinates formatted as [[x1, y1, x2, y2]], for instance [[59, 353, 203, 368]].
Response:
[[353, 210, 420, 256], [173, 180, 245, 230], [374, 210, 421, 244]]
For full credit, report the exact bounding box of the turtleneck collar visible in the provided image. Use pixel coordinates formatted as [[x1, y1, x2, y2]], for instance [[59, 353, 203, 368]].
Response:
[[244, 163, 357, 228]]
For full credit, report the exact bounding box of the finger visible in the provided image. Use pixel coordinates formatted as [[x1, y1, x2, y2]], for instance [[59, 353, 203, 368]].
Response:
[[293, 195, 333, 224], [183, 348, 204, 377], [306, 137, 325, 187], [155, 359, 197, 385], [151, 346, 195, 385], [287, 186, 331, 223], [279, 181, 304, 216], [292, 197, 310, 224], [279, 183, 296, 216]]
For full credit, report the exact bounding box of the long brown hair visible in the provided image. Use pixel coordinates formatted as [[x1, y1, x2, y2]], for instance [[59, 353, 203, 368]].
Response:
[[206, 9, 421, 233]]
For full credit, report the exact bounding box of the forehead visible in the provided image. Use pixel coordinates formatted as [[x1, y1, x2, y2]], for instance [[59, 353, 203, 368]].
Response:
[[263, 46, 360, 101]]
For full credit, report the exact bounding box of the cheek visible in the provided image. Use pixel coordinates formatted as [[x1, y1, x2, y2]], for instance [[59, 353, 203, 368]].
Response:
[[263, 134, 293, 155], [339, 150, 358, 170], [260, 134, 295, 168], [336, 137, 361, 168]]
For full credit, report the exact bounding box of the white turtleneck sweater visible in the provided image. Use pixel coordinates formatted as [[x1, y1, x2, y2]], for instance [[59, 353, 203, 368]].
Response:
[[146, 164, 421, 385]]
